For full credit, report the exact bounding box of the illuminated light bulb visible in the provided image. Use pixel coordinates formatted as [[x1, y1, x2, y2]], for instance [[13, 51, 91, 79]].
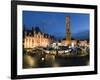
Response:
[[42, 57, 44, 61]]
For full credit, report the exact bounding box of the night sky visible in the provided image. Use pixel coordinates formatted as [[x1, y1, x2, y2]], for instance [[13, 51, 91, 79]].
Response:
[[23, 11, 89, 40]]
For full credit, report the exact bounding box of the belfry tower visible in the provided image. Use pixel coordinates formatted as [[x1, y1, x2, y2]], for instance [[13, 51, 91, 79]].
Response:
[[66, 16, 71, 45]]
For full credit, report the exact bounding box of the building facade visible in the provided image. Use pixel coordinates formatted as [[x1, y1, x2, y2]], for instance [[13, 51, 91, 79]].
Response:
[[23, 27, 53, 48]]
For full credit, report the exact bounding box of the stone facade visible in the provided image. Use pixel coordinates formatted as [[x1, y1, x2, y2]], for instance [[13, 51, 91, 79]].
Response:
[[23, 27, 53, 48]]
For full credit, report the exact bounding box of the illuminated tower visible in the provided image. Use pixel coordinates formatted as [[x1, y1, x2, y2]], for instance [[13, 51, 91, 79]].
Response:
[[66, 16, 71, 45]]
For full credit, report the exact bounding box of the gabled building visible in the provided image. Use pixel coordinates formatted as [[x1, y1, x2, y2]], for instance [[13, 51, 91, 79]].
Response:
[[23, 27, 54, 48]]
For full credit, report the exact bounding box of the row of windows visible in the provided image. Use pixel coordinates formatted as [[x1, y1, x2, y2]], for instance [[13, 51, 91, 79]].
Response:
[[25, 34, 49, 38], [24, 39, 49, 48], [24, 38, 49, 43]]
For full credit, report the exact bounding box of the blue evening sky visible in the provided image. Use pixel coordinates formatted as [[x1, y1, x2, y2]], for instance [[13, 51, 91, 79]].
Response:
[[23, 11, 89, 39]]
